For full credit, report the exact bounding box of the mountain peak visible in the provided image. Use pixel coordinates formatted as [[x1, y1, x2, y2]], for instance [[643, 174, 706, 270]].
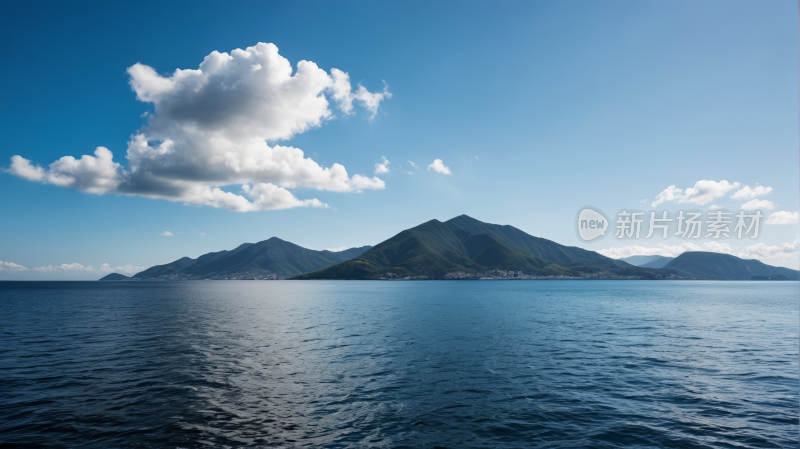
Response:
[[99, 273, 131, 281], [413, 218, 444, 228], [447, 214, 478, 222]]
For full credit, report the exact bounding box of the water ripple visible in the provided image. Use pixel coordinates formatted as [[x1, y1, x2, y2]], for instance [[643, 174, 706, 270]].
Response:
[[0, 280, 797, 448]]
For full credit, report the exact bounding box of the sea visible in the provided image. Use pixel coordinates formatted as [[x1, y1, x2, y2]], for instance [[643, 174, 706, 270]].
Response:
[[0, 280, 797, 448]]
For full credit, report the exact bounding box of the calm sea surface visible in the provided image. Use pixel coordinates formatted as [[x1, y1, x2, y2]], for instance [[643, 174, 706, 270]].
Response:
[[0, 281, 797, 448]]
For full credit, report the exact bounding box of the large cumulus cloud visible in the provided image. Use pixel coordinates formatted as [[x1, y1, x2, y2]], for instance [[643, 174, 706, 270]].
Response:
[[8, 43, 390, 211]]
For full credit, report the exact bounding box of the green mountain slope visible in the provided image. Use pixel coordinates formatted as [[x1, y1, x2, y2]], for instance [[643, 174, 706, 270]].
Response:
[[297, 215, 657, 280], [133, 239, 371, 280], [444, 215, 640, 275], [468, 235, 573, 275], [662, 252, 799, 280], [298, 220, 485, 279]]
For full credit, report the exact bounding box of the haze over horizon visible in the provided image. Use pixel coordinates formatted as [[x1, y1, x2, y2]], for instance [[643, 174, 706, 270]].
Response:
[[1, 1, 797, 279]]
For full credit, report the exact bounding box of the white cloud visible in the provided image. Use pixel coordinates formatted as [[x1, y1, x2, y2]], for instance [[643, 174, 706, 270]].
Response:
[[740, 199, 774, 210], [354, 83, 392, 119], [34, 263, 96, 272], [709, 205, 722, 210], [475, 156, 479, 161], [99, 263, 146, 275], [41, 147, 123, 194], [738, 240, 798, 262], [329, 68, 356, 114], [326, 247, 348, 252], [241, 183, 328, 211], [8, 155, 45, 181], [407, 161, 419, 169], [374, 156, 390, 174], [159, 231, 174, 237], [199, 232, 206, 236], [651, 180, 740, 207], [766, 211, 799, 225], [427, 159, 451, 175], [7, 43, 390, 212], [0, 261, 28, 272], [9, 148, 124, 194], [731, 184, 772, 201], [32, 262, 144, 274], [330, 69, 391, 118]]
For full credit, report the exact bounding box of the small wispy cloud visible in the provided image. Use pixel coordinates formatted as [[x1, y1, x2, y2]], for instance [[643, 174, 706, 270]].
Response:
[[159, 231, 174, 237], [99, 263, 146, 274], [741, 199, 774, 210], [374, 156, 390, 174], [32, 262, 145, 274], [0, 261, 28, 272], [199, 232, 206, 237], [766, 211, 798, 225], [427, 159, 451, 175], [34, 263, 96, 272], [407, 161, 419, 169], [731, 184, 772, 201]]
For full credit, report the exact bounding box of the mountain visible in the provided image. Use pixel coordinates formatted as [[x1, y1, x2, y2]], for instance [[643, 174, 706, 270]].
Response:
[[620, 255, 674, 269], [296, 215, 660, 280], [99, 273, 131, 281], [444, 215, 644, 274], [132, 238, 371, 280], [661, 251, 799, 280]]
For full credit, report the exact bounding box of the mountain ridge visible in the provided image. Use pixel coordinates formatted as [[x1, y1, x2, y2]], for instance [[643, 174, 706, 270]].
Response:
[[131, 238, 371, 280], [99, 215, 797, 281], [296, 215, 662, 280]]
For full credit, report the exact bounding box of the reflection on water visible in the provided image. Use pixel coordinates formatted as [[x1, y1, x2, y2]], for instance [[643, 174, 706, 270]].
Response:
[[1, 280, 797, 448]]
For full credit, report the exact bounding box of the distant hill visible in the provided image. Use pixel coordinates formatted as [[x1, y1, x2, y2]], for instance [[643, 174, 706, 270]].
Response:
[[99, 273, 131, 281], [640, 257, 675, 269], [662, 252, 799, 280], [296, 215, 660, 280], [620, 255, 674, 269], [131, 238, 371, 280]]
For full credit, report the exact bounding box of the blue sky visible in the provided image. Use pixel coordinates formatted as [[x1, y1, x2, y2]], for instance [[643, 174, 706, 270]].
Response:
[[1, 0, 797, 279]]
